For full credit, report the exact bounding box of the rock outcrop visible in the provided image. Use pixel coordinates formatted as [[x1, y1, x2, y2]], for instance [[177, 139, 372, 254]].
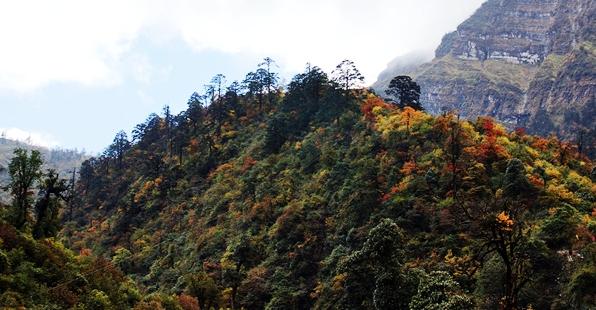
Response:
[[374, 0, 595, 150]]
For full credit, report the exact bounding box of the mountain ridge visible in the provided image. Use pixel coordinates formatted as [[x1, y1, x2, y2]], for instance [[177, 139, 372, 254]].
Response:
[[59, 63, 595, 309], [374, 0, 595, 155]]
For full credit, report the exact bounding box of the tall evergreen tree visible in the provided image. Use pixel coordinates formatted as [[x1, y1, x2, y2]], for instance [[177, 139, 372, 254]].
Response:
[[107, 130, 130, 169], [6, 149, 43, 229], [33, 169, 69, 239], [259, 57, 279, 100], [331, 59, 364, 95], [386, 75, 422, 110]]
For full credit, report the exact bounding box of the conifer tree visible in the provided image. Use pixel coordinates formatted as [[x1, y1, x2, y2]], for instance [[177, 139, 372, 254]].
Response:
[[33, 169, 69, 239], [331, 59, 364, 96], [6, 148, 43, 229], [386, 75, 422, 110]]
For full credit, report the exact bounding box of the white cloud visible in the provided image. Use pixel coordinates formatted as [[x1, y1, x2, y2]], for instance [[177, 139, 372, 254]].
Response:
[[0, 0, 485, 91], [0, 127, 60, 148]]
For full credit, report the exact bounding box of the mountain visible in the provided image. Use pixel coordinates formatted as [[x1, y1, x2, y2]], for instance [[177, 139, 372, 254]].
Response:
[[0, 138, 87, 202], [52, 64, 596, 309], [373, 49, 434, 92], [373, 0, 595, 154]]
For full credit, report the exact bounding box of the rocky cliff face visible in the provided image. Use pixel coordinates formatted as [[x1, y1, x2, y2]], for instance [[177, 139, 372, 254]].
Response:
[[374, 0, 595, 149]]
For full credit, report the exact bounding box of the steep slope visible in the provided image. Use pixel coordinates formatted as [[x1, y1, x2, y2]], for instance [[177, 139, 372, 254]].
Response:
[[64, 66, 595, 309], [0, 204, 145, 308], [374, 0, 595, 152]]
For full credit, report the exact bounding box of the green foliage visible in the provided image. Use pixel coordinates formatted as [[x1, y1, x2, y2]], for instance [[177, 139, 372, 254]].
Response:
[[409, 270, 473, 310], [86, 289, 114, 310], [185, 272, 218, 310], [337, 218, 413, 309], [33, 169, 70, 239], [5, 148, 43, 229], [0, 151, 145, 308], [539, 203, 580, 251], [502, 158, 532, 198], [0, 220, 142, 308], [564, 244, 596, 308], [385, 75, 423, 110], [50, 61, 594, 309]]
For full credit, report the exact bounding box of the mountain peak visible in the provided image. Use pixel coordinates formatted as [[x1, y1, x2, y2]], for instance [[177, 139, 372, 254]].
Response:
[[375, 0, 595, 155]]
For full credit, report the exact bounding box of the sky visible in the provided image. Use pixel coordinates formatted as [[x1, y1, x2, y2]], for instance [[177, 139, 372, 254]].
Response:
[[0, 0, 485, 153]]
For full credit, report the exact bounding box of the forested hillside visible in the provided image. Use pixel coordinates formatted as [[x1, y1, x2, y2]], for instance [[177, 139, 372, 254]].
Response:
[[0, 149, 144, 308], [57, 60, 596, 309], [0, 137, 87, 202]]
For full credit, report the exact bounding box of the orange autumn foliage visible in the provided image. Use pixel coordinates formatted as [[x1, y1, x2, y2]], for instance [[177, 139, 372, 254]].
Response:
[[208, 162, 234, 180], [528, 174, 545, 187], [400, 160, 417, 175], [79, 248, 92, 256], [242, 156, 257, 172], [496, 212, 514, 232], [382, 178, 410, 202], [470, 118, 510, 161], [361, 97, 392, 121], [178, 294, 200, 310], [531, 137, 549, 151], [476, 134, 509, 161], [478, 117, 505, 136], [188, 138, 200, 154]]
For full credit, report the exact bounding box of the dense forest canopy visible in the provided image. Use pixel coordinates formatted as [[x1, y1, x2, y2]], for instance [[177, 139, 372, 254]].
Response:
[[1, 59, 594, 309]]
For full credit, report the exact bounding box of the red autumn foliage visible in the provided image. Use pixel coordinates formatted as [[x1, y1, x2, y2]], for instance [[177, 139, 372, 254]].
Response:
[[360, 97, 392, 121], [476, 134, 508, 162], [178, 294, 200, 310], [528, 174, 545, 188], [242, 156, 257, 172], [445, 162, 458, 174], [531, 137, 549, 151], [382, 186, 399, 202], [468, 117, 510, 162], [478, 117, 504, 136], [79, 248, 92, 257], [514, 127, 526, 137]]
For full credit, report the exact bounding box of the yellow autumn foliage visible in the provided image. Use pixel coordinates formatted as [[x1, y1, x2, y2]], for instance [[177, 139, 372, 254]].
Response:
[[460, 120, 480, 140], [375, 107, 431, 137], [567, 170, 592, 189], [547, 184, 580, 204], [524, 145, 540, 159]]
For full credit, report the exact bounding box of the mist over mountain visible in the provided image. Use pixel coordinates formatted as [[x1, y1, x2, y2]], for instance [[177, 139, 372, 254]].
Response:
[[375, 0, 595, 155], [373, 49, 434, 91]]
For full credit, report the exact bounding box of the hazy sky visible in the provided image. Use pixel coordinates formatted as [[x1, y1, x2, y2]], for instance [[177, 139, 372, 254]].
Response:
[[0, 0, 485, 153]]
